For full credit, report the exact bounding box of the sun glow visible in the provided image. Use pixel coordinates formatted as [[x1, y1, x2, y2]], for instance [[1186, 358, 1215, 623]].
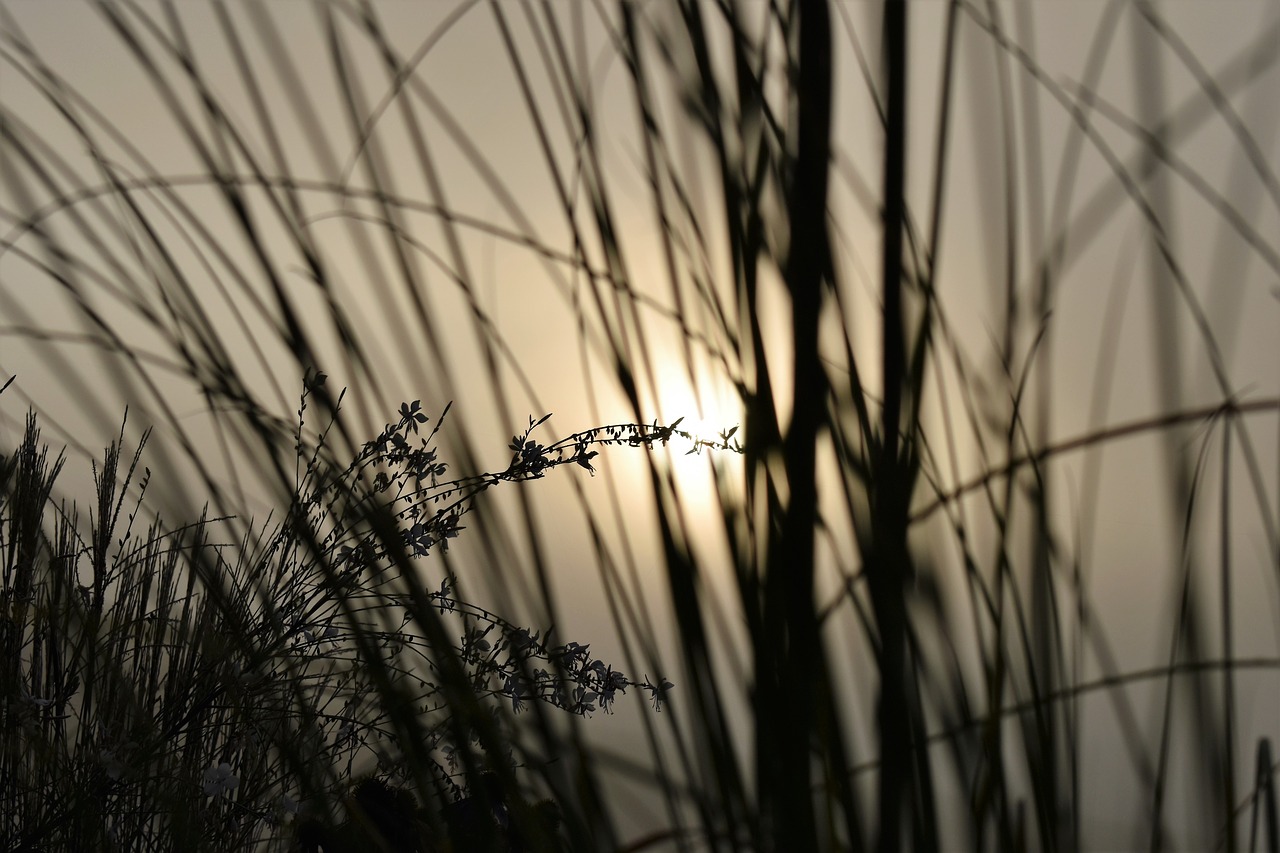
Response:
[[647, 363, 745, 510]]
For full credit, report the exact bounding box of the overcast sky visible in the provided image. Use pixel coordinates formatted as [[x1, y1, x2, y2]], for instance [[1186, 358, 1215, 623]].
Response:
[[2, 2, 1277, 846]]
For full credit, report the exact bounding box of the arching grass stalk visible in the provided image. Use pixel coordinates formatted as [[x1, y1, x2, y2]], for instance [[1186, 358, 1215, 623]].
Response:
[[2, 1, 1278, 850]]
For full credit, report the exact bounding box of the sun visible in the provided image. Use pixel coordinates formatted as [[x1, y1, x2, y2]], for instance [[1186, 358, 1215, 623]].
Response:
[[647, 363, 744, 508], [652, 366, 741, 446]]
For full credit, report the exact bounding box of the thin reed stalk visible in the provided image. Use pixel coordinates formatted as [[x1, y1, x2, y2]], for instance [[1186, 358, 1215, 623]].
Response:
[[2, 2, 1277, 850]]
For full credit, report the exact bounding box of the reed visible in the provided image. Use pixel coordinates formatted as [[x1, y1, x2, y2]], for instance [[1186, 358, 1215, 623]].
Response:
[[2, 2, 1278, 850]]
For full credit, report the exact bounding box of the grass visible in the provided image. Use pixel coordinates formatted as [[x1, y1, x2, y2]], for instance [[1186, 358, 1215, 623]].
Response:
[[1, 374, 708, 849], [2, 1, 1279, 850]]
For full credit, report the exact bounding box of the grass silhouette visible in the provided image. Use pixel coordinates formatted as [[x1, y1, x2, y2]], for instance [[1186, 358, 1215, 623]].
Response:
[[2, 2, 1278, 850]]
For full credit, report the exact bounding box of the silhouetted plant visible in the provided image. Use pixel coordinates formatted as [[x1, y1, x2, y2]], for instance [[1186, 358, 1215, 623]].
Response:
[[2, 2, 1277, 850], [0, 374, 717, 849]]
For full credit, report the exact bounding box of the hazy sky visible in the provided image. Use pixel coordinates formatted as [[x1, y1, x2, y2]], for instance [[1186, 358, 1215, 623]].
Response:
[[2, 2, 1278, 846]]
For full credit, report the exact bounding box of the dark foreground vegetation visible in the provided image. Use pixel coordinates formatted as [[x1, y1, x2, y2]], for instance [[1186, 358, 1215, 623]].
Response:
[[2, 1, 1278, 850]]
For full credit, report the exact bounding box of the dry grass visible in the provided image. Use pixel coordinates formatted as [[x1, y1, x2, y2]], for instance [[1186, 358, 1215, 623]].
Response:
[[2, 2, 1278, 850]]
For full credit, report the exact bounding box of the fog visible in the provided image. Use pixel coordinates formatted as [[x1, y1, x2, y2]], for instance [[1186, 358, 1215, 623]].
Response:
[[2, 2, 1277, 849]]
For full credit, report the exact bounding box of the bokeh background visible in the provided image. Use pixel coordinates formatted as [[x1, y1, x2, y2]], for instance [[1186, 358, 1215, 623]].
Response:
[[3, 2, 1278, 848]]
